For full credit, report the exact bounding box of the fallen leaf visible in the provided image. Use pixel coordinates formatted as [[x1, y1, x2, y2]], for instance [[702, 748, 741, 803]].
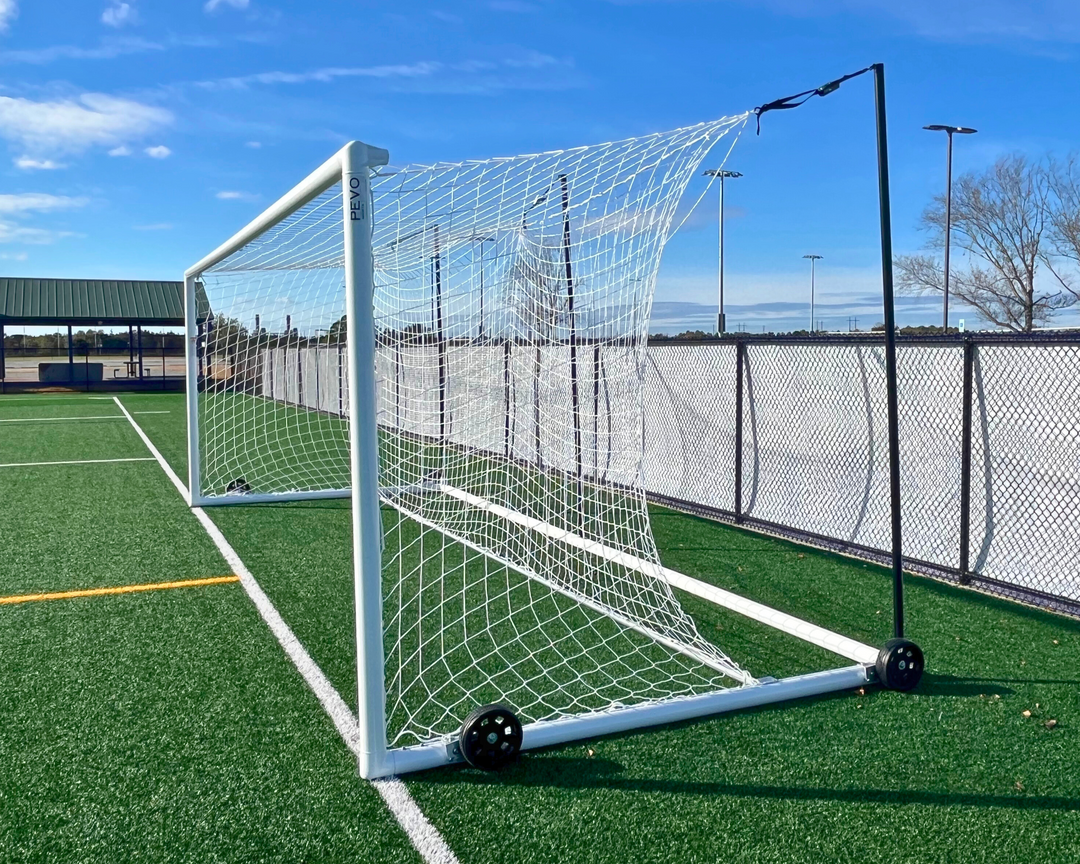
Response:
[[1015, 781, 1024, 792], [1045, 719, 1058, 730], [1022, 710, 1032, 718], [1053, 639, 1059, 645], [797, 553, 805, 560], [856, 688, 866, 696], [587, 748, 595, 758]]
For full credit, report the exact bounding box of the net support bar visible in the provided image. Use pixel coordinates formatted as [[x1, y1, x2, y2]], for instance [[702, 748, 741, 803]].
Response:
[[196, 489, 351, 507], [437, 484, 879, 666], [381, 663, 871, 777]]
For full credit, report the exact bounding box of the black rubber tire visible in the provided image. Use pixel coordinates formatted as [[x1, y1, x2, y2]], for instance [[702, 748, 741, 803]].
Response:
[[876, 638, 924, 691], [459, 703, 523, 771]]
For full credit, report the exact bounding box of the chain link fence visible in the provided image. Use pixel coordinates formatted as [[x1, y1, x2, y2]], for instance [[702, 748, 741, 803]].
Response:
[[243, 332, 1080, 618], [645, 334, 1080, 618]]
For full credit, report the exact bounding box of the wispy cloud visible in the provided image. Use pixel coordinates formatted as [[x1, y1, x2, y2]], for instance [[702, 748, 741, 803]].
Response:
[[244, 140, 261, 148], [0, 192, 86, 246], [134, 222, 172, 230], [196, 52, 579, 94], [0, 93, 172, 157], [14, 156, 64, 170], [0, 0, 17, 34], [108, 144, 130, 156], [205, 0, 248, 11], [216, 190, 258, 201], [198, 61, 441, 90], [0, 193, 87, 214], [0, 36, 162, 64], [0, 251, 29, 260], [101, 1, 136, 27], [144, 144, 171, 158]]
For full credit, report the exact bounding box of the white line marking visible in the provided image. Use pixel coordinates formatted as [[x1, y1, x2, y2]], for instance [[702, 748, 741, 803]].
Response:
[[0, 411, 169, 423], [0, 457, 157, 469], [111, 396, 458, 864], [0, 414, 123, 422]]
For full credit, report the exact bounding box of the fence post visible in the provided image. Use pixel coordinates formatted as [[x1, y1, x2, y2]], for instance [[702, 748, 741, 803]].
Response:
[[958, 337, 974, 584], [734, 339, 745, 524]]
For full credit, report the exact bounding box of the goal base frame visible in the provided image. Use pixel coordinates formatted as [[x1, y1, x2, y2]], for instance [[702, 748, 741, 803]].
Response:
[[375, 663, 872, 778]]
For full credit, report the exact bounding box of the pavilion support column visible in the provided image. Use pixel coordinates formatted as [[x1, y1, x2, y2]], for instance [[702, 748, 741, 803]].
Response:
[[138, 326, 144, 380], [129, 325, 135, 365], [0, 323, 5, 385], [67, 325, 74, 382]]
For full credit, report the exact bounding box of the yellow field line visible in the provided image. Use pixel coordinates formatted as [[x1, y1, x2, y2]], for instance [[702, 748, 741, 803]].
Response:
[[0, 575, 240, 606]]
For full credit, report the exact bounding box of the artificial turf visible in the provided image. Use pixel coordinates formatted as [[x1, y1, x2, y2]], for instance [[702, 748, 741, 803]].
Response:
[[1, 390, 1078, 863]]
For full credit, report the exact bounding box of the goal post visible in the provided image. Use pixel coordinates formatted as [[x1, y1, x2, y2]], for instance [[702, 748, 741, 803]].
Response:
[[185, 124, 916, 780]]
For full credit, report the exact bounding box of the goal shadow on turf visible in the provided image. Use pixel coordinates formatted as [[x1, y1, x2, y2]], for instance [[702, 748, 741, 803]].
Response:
[[420, 757, 1080, 812]]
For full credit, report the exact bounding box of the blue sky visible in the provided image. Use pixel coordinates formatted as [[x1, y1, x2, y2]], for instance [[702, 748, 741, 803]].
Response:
[[2, 0, 1080, 333]]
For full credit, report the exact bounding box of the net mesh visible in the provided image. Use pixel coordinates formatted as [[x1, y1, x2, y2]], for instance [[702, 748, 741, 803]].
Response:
[[196, 115, 753, 747]]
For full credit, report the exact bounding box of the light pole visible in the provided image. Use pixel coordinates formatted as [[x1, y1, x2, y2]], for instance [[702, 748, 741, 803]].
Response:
[[923, 125, 977, 330], [703, 168, 742, 333], [470, 234, 497, 340], [803, 254, 822, 332]]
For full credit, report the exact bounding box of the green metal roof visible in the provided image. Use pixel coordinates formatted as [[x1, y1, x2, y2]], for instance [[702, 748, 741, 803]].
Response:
[[0, 278, 185, 326]]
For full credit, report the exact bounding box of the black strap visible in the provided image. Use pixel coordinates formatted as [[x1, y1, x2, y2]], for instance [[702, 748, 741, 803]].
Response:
[[752, 65, 874, 134]]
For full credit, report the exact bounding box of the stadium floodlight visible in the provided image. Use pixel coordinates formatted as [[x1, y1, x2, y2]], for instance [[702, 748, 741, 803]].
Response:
[[702, 169, 742, 333], [923, 125, 977, 330], [185, 96, 922, 779]]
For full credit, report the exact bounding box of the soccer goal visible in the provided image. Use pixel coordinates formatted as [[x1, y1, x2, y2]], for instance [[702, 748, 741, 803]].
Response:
[[185, 119, 921, 779]]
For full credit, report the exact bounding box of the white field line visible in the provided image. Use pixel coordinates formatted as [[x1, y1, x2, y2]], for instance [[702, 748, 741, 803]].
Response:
[[0, 457, 157, 469], [0, 411, 169, 423], [111, 397, 457, 864]]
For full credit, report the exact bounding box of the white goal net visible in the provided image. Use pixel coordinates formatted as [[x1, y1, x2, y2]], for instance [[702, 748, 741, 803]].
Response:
[[187, 117, 879, 776]]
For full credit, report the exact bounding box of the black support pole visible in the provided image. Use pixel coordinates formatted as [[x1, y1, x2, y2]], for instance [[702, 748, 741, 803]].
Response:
[[873, 62, 906, 640], [433, 224, 446, 440], [959, 337, 975, 584], [503, 340, 512, 458], [137, 325, 144, 381], [67, 325, 74, 381], [560, 175, 584, 496], [0, 323, 5, 386], [734, 339, 745, 524]]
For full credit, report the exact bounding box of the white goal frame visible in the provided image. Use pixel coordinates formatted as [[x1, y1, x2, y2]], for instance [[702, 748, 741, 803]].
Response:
[[184, 139, 880, 780]]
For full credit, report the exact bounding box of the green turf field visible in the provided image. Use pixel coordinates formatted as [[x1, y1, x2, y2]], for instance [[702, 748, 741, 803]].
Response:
[[1, 390, 1078, 863]]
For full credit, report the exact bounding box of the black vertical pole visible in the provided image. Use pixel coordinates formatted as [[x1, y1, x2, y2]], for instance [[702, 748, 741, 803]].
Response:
[[873, 62, 906, 640], [137, 325, 144, 381], [67, 325, 74, 382], [128, 324, 134, 369], [503, 340, 512, 458], [162, 336, 167, 390], [84, 344, 90, 392], [734, 339, 745, 524], [593, 343, 601, 477], [560, 175, 583, 497], [0, 323, 5, 387], [433, 223, 446, 440], [958, 337, 974, 584]]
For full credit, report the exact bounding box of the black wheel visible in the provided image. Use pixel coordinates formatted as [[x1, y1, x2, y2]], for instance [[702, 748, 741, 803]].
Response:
[[459, 704, 523, 771], [226, 477, 251, 494], [876, 638, 924, 691]]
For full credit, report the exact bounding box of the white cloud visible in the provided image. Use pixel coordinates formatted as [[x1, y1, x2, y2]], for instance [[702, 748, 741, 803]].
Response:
[[0, 37, 162, 64], [101, 1, 136, 27], [216, 190, 258, 201], [14, 156, 64, 170], [144, 144, 171, 158], [205, 0, 248, 11], [0, 93, 172, 157], [108, 144, 131, 156], [0, 0, 17, 34], [134, 222, 172, 230], [199, 61, 440, 90], [0, 251, 29, 260], [0, 192, 87, 214], [245, 140, 261, 148], [0, 192, 85, 247]]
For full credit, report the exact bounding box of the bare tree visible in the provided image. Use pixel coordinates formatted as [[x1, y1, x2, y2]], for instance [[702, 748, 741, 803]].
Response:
[[895, 155, 1075, 331], [1046, 154, 1080, 301]]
